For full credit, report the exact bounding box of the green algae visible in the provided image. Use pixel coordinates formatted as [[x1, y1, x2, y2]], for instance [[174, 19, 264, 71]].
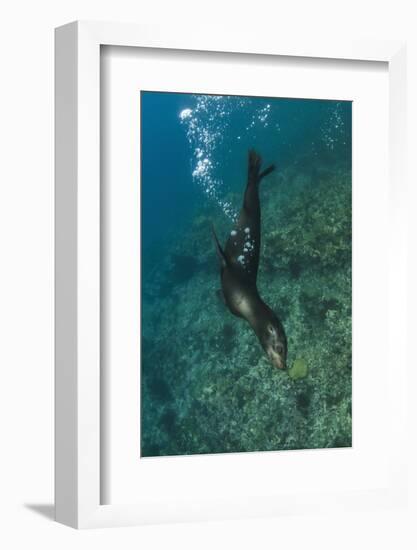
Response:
[[288, 358, 308, 380]]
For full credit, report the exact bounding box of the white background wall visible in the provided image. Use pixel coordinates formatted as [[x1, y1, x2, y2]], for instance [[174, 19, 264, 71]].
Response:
[[0, 0, 416, 548]]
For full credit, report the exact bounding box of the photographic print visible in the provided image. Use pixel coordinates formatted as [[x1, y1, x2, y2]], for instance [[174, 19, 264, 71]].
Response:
[[140, 91, 352, 457]]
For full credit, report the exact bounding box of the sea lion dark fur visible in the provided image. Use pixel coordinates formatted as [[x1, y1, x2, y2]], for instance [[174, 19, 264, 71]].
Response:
[[212, 150, 287, 369]]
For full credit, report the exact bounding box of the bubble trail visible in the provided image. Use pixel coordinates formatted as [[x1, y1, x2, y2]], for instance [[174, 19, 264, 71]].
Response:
[[179, 95, 274, 221]]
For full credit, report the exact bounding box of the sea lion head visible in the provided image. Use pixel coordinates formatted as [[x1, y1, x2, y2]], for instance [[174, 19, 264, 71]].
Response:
[[257, 312, 287, 370]]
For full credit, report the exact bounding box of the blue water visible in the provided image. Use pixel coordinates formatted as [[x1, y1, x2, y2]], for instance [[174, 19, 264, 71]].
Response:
[[141, 91, 352, 457]]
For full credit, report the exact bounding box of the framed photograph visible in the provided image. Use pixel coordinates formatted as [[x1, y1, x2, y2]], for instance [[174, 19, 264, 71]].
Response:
[[55, 21, 407, 528]]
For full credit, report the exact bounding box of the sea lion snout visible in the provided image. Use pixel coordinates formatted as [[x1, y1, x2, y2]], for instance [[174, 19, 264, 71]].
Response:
[[267, 346, 287, 370], [259, 319, 287, 370]]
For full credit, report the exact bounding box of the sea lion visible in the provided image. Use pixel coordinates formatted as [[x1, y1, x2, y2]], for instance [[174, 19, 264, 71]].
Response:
[[212, 150, 287, 369]]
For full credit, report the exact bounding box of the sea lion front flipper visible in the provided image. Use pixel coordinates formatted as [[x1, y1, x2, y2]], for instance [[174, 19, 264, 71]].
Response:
[[211, 224, 228, 267]]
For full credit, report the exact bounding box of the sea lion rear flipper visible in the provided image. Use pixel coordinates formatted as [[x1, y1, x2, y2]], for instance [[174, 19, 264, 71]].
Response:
[[248, 149, 275, 184], [259, 164, 275, 181], [211, 224, 228, 267]]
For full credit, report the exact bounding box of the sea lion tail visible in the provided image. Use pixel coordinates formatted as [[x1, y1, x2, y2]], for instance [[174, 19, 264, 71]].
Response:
[[248, 149, 275, 184]]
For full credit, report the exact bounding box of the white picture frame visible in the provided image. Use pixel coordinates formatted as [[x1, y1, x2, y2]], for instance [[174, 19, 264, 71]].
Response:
[[55, 21, 407, 529]]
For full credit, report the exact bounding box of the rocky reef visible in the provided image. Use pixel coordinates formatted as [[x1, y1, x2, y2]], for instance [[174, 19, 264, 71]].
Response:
[[141, 158, 352, 456]]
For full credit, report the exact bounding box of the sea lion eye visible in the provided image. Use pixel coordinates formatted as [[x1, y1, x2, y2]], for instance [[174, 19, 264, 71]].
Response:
[[268, 325, 275, 335]]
